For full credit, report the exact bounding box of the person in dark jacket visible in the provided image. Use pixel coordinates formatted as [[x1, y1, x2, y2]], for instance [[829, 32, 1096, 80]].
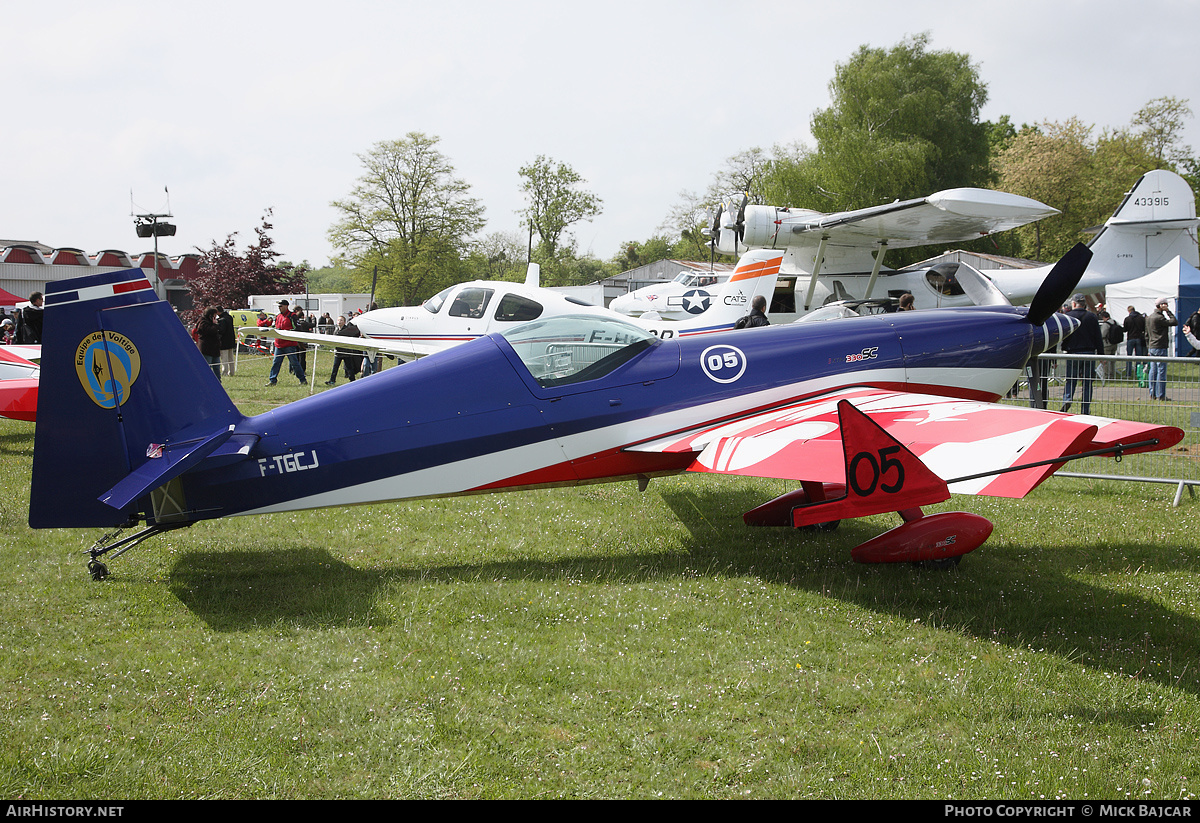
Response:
[[324, 316, 364, 385], [736, 295, 770, 329], [1123, 305, 1146, 377], [21, 292, 43, 343], [195, 307, 223, 381], [216, 306, 237, 377], [1061, 295, 1102, 414]]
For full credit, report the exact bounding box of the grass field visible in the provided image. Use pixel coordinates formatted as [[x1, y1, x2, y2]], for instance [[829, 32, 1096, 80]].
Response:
[[2, 353, 1198, 799]]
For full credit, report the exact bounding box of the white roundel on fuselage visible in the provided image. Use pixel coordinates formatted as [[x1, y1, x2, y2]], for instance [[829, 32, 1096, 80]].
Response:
[[700, 344, 747, 384]]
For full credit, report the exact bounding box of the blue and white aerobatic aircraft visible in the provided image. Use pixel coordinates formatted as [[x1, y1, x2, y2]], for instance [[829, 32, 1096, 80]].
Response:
[[29, 245, 1182, 580]]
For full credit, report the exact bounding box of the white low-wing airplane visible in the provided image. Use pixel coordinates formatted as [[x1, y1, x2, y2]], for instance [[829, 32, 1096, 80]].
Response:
[[245, 252, 786, 361], [696, 169, 1198, 320], [609, 267, 733, 320]]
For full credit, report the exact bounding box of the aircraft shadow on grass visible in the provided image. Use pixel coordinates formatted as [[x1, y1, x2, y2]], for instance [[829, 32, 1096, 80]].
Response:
[[168, 539, 716, 633], [658, 483, 1200, 701], [0, 429, 33, 458], [169, 481, 1200, 706]]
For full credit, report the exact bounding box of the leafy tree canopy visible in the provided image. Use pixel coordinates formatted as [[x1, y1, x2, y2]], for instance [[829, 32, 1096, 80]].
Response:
[[517, 156, 603, 286], [991, 97, 1197, 261], [760, 33, 991, 214], [328, 132, 485, 306], [187, 210, 308, 325]]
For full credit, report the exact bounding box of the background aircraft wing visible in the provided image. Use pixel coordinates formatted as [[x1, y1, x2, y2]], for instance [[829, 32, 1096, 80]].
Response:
[[629, 387, 1180, 498], [759, 189, 1059, 249], [238, 326, 420, 360]]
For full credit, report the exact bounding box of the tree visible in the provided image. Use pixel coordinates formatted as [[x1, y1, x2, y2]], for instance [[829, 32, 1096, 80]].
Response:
[[304, 263, 356, 294], [187, 210, 308, 326], [991, 119, 1095, 261], [705, 148, 771, 204], [328, 132, 485, 306], [1131, 96, 1194, 169], [760, 34, 991, 217], [615, 236, 674, 271], [992, 99, 1196, 262], [462, 230, 529, 282], [518, 156, 603, 263]]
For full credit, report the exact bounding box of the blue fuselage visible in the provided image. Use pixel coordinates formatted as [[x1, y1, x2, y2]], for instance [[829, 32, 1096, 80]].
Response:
[[174, 307, 1039, 522]]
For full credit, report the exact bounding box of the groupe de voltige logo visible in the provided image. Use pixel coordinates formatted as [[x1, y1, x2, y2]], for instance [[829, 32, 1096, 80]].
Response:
[[74, 331, 142, 409]]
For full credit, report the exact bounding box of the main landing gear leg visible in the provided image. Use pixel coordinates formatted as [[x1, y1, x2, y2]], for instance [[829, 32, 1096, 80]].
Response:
[[86, 523, 190, 581]]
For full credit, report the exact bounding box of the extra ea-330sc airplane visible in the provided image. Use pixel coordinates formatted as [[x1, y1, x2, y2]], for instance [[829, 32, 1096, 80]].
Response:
[[661, 168, 1198, 323], [29, 243, 1183, 580]]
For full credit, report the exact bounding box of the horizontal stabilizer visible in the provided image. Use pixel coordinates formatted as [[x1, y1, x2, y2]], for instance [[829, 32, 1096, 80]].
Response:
[[98, 425, 237, 512]]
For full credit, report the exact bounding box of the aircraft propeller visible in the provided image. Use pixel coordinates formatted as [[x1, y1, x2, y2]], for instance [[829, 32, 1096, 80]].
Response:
[[1024, 243, 1092, 408], [732, 193, 749, 254], [1027, 243, 1091, 327]]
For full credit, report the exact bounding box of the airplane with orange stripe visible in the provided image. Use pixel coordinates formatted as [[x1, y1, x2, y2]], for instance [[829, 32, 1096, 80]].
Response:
[[247, 251, 785, 361]]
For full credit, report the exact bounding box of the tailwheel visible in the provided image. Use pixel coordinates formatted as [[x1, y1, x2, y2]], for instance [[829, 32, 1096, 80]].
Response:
[[83, 522, 190, 581]]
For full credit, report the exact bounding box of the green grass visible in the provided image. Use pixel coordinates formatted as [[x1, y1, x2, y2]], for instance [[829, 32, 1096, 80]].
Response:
[[2, 353, 1199, 798]]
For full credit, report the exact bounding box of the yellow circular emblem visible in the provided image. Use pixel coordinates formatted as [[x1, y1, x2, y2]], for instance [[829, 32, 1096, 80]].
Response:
[[75, 331, 142, 409]]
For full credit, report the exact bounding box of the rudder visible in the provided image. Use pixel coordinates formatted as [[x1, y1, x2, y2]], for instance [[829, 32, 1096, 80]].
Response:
[[1087, 169, 1199, 277], [29, 269, 242, 528]]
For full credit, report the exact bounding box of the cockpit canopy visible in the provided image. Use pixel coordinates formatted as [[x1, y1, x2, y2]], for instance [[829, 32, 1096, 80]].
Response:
[[423, 285, 546, 322], [672, 271, 725, 288], [499, 315, 658, 387]]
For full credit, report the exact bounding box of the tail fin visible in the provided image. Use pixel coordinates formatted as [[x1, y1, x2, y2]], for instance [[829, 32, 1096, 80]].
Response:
[[29, 269, 242, 528], [638, 249, 783, 337], [1083, 169, 1199, 285]]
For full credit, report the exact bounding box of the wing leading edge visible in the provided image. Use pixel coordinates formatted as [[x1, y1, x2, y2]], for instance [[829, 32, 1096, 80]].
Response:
[[738, 189, 1060, 252]]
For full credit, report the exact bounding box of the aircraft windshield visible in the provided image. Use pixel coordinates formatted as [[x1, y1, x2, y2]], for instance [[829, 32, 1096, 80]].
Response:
[[499, 315, 657, 387], [673, 272, 724, 287], [423, 286, 453, 314]]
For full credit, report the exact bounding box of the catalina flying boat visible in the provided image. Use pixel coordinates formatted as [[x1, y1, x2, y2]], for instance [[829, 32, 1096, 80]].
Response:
[[700, 169, 1198, 320], [28, 244, 1183, 580]]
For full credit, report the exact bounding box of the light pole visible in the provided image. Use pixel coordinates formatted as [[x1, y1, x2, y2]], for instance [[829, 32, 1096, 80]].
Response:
[[134, 213, 176, 297]]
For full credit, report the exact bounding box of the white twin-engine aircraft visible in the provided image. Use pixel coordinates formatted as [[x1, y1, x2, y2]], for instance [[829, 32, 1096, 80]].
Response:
[[621, 169, 1198, 322]]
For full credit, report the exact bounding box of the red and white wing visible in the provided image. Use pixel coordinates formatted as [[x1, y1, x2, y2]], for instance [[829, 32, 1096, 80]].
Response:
[[629, 387, 1182, 499]]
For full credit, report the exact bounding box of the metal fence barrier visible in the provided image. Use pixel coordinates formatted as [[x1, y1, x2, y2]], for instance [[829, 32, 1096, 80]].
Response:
[[1002, 353, 1199, 506]]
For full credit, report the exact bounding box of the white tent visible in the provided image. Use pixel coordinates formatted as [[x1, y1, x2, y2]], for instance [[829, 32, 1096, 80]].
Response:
[[1105, 256, 1200, 355]]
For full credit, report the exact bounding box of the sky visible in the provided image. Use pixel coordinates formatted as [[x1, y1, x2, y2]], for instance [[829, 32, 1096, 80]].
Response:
[[4, 0, 1199, 270]]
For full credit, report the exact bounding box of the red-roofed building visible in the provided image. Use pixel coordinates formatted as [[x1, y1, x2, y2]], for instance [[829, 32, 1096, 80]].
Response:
[[0, 241, 199, 310]]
